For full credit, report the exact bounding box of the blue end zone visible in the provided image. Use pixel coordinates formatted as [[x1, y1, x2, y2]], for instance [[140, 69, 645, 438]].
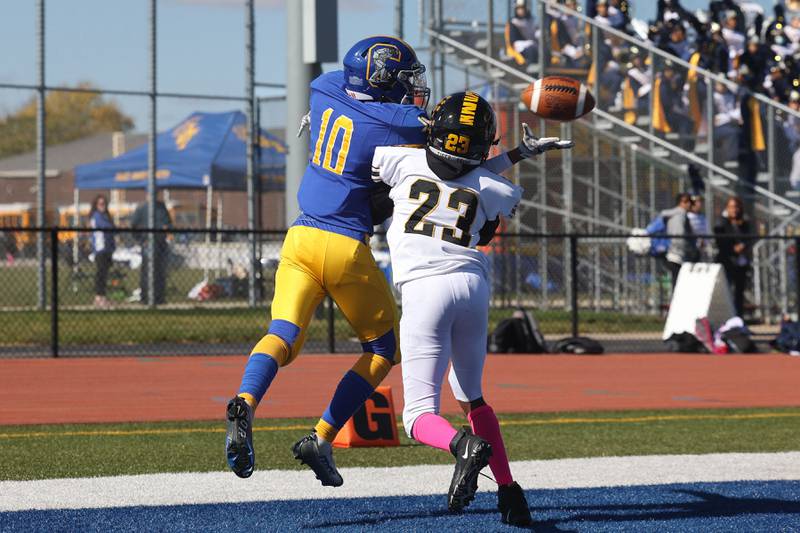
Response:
[[3, 480, 799, 532]]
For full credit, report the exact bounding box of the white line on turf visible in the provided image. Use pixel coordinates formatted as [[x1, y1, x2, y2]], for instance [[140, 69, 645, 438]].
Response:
[[2, 452, 799, 512]]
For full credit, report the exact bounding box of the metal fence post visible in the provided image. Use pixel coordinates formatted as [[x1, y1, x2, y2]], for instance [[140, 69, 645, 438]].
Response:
[[486, 0, 494, 60], [50, 228, 59, 358], [395, 0, 404, 39], [36, 0, 46, 311], [570, 234, 578, 338], [327, 296, 336, 353], [436, 0, 445, 96], [537, 0, 548, 310], [246, 0, 258, 306], [538, 0, 546, 77], [705, 76, 715, 225], [147, 0, 157, 308]]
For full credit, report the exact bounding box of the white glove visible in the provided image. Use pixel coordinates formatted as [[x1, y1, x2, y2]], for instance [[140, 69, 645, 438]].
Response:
[[296, 111, 311, 138], [518, 123, 574, 158]]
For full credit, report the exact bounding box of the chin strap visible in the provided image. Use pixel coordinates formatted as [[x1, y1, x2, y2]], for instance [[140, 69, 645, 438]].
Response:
[[518, 123, 574, 158]]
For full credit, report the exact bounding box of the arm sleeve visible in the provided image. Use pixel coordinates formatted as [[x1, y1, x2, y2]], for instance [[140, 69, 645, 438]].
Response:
[[660, 207, 682, 219], [482, 152, 513, 174], [387, 107, 427, 147], [477, 217, 500, 246], [482, 175, 523, 220], [371, 147, 403, 188], [370, 182, 394, 225]]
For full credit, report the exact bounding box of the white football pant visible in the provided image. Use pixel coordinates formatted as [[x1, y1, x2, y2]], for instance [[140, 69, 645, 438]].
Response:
[[400, 271, 489, 437]]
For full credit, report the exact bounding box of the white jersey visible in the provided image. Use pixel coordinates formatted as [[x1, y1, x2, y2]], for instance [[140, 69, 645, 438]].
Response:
[[372, 146, 522, 287]]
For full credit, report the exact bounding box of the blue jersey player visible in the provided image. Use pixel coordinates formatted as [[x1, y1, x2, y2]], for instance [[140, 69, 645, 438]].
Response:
[[225, 36, 431, 486]]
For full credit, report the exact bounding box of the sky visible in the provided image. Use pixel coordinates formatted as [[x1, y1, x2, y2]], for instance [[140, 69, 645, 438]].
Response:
[[0, 0, 776, 133]]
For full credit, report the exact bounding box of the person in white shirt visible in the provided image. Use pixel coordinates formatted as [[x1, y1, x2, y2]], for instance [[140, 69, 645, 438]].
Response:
[[712, 81, 741, 165], [372, 91, 572, 526], [721, 10, 745, 63]]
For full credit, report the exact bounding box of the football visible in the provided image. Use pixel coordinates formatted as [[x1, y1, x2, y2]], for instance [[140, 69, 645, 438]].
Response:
[[520, 76, 595, 122]]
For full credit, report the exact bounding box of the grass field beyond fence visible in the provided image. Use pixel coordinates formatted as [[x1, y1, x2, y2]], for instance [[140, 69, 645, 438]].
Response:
[[0, 307, 663, 348]]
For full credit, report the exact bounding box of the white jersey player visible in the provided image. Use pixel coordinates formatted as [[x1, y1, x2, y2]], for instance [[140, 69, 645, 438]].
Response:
[[371, 91, 572, 526]]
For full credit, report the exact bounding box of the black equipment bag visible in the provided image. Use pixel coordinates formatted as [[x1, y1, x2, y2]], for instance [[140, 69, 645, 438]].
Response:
[[552, 336, 604, 355], [489, 308, 548, 353], [664, 332, 707, 353], [721, 328, 758, 353]]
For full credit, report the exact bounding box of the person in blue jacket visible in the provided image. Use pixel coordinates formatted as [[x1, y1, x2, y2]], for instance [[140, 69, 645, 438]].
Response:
[[89, 195, 115, 307]]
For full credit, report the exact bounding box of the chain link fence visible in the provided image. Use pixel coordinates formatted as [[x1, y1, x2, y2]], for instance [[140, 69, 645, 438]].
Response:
[[2, 228, 796, 358]]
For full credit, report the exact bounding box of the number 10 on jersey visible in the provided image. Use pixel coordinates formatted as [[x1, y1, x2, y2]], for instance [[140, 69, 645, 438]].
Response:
[[312, 108, 354, 175]]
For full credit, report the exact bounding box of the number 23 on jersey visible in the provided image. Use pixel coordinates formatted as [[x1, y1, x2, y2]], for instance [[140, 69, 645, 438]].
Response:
[[405, 179, 479, 246], [312, 108, 354, 175]]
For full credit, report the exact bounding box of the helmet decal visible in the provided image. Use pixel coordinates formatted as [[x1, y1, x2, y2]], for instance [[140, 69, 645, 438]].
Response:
[[343, 36, 427, 105], [458, 92, 480, 126], [366, 43, 402, 87]]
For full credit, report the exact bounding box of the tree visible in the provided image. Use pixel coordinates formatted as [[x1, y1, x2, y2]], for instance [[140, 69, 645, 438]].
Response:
[[0, 82, 134, 158]]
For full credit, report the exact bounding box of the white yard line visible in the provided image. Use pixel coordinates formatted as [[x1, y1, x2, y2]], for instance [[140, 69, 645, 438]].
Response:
[[2, 452, 799, 512]]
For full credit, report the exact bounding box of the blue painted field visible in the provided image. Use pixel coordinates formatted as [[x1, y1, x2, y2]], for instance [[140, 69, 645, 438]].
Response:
[[3, 480, 799, 532]]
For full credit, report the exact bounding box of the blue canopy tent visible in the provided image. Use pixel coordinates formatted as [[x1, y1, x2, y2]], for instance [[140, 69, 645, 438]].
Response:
[[73, 112, 286, 280], [74, 110, 286, 192]]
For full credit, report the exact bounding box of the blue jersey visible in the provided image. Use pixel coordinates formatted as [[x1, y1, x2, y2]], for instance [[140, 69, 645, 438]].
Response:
[[296, 70, 426, 239]]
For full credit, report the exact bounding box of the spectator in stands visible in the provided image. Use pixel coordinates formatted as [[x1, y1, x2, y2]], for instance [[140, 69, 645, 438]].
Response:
[[785, 91, 800, 189], [704, 22, 731, 74], [785, 12, 800, 47], [608, 0, 630, 31], [131, 190, 173, 305], [713, 81, 742, 165], [739, 35, 771, 91], [736, 65, 765, 211], [765, 64, 792, 103], [592, 0, 625, 31], [508, 1, 539, 67], [661, 192, 700, 288], [593, 0, 614, 27], [550, 0, 587, 67], [721, 9, 745, 61], [710, 1, 745, 33], [89, 195, 115, 307], [662, 20, 692, 61], [653, 61, 695, 151], [620, 47, 651, 124], [714, 196, 752, 316]]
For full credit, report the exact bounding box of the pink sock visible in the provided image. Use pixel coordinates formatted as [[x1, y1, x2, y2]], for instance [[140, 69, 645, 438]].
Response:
[[411, 413, 458, 452], [468, 404, 513, 485]]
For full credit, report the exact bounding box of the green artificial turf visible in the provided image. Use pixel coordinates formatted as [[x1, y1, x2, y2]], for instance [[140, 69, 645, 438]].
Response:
[[2, 407, 799, 481]]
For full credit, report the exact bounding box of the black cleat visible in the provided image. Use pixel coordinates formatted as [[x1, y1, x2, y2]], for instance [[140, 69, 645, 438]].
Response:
[[447, 429, 492, 512], [225, 396, 255, 478], [292, 432, 344, 487], [498, 481, 533, 527]]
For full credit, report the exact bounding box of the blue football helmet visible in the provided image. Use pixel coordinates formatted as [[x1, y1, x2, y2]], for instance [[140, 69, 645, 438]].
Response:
[[343, 36, 430, 107]]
